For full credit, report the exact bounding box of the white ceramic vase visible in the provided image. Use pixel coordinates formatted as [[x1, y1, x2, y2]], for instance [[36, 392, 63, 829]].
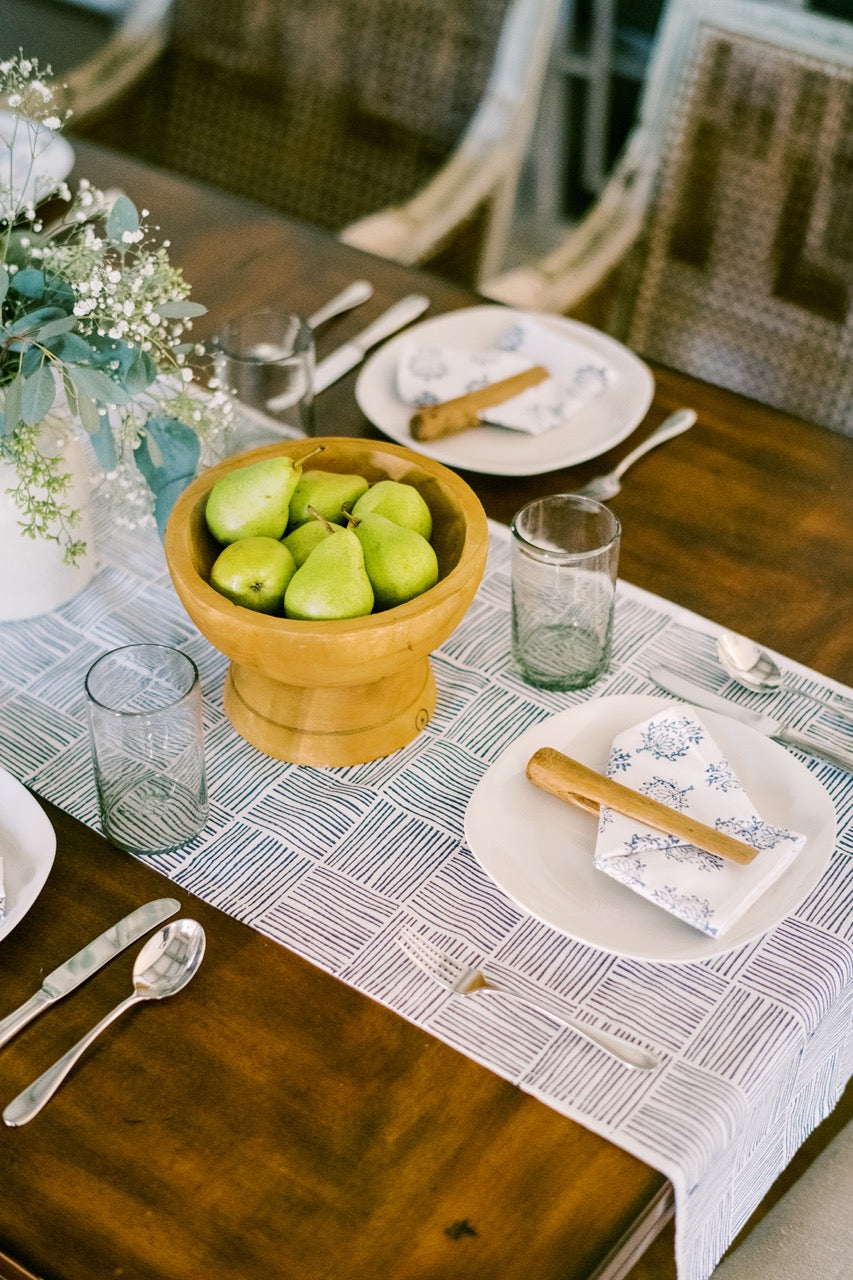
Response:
[[0, 418, 97, 622]]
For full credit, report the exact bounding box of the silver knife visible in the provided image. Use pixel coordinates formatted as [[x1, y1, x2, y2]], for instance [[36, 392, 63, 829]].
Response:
[[305, 293, 430, 397], [649, 666, 853, 772], [0, 896, 180, 1050]]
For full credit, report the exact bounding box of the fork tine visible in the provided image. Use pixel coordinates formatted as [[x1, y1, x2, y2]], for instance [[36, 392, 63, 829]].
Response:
[[399, 929, 473, 993]]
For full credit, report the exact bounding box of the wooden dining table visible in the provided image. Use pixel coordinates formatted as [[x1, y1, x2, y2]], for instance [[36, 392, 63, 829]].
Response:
[[0, 141, 851, 1280]]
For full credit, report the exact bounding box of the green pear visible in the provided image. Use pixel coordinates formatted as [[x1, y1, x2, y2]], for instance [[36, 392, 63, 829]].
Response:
[[352, 513, 439, 611], [210, 537, 296, 613], [350, 479, 432, 540], [282, 515, 342, 567], [284, 528, 374, 620], [287, 470, 369, 529], [205, 447, 323, 544]]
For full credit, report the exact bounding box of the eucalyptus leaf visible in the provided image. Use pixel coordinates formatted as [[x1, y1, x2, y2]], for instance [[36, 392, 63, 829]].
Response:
[[124, 350, 158, 394], [134, 414, 200, 498], [7, 306, 68, 337], [153, 300, 208, 319], [62, 371, 79, 416], [35, 314, 78, 341], [0, 266, 8, 308], [152, 475, 191, 540], [67, 365, 131, 407], [21, 345, 46, 377], [21, 366, 56, 424], [2, 374, 23, 433], [87, 409, 119, 471], [106, 194, 140, 245], [7, 267, 45, 299], [9, 269, 75, 312], [76, 388, 102, 435], [46, 332, 97, 363]]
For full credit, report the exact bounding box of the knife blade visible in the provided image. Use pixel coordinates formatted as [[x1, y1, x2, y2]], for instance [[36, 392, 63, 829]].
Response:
[[0, 896, 180, 1050], [649, 666, 853, 772], [307, 293, 430, 396]]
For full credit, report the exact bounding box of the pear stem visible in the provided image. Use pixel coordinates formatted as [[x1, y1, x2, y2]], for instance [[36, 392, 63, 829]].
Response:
[[296, 445, 325, 470], [305, 505, 337, 534]]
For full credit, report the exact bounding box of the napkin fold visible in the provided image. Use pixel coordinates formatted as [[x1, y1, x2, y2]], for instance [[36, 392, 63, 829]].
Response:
[[396, 316, 616, 435], [593, 709, 806, 937]]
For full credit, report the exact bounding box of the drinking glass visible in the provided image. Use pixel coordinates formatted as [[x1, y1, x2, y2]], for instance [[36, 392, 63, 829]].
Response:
[[216, 309, 315, 449], [85, 645, 208, 855], [511, 495, 621, 690]]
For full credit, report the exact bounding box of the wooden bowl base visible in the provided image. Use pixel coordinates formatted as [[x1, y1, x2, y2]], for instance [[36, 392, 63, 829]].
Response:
[[224, 660, 437, 766]]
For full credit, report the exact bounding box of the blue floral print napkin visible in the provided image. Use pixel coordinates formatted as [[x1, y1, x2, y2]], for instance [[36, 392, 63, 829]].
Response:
[[396, 316, 616, 434], [593, 708, 806, 937]]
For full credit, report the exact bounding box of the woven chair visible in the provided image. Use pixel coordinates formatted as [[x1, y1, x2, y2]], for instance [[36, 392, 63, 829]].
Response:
[[484, 0, 853, 436], [71, 0, 561, 288]]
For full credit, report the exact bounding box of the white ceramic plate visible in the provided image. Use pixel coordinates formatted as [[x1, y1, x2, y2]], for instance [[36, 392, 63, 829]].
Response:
[[354, 306, 655, 476], [0, 768, 56, 942], [464, 695, 837, 963], [0, 109, 75, 218]]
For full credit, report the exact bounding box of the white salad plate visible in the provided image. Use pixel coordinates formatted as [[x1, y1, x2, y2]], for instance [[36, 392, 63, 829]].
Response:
[[0, 767, 56, 942], [464, 695, 836, 963], [0, 109, 75, 219], [354, 305, 654, 476]]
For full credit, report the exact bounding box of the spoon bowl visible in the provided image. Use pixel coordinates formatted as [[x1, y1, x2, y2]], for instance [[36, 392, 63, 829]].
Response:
[[4, 919, 206, 1126], [717, 633, 785, 693], [134, 917, 207, 999], [717, 633, 852, 714]]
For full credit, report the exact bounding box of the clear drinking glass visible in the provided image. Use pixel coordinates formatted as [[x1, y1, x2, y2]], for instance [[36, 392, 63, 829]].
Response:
[[216, 308, 315, 449], [511, 494, 621, 691], [85, 645, 208, 855]]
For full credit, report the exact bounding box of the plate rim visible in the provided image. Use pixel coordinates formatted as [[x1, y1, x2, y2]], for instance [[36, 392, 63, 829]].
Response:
[[0, 766, 56, 943], [464, 694, 836, 963], [354, 304, 655, 476]]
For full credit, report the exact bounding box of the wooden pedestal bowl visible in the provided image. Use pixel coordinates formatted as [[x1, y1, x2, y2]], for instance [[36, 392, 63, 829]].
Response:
[[164, 437, 490, 766]]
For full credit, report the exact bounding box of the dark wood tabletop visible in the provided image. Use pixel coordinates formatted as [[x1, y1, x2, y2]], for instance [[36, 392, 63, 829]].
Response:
[[0, 141, 851, 1280]]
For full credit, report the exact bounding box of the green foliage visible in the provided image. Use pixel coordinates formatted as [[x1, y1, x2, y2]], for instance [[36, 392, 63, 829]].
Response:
[[0, 55, 232, 560]]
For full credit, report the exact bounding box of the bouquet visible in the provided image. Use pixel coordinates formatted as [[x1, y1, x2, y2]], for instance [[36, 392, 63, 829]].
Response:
[[0, 54, 231, 563]]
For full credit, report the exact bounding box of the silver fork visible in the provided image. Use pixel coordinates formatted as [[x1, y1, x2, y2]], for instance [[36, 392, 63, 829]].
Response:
[[574, 409, 697, 501], [399, 930, 660, 1071]]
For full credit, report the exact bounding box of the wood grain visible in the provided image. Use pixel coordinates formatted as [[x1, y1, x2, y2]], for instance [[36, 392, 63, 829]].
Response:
[[0, 801, 665, 1280]]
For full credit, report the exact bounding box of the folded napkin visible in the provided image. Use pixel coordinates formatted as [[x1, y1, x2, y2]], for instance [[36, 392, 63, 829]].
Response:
[[593, 709, 806, 937], [396, 316, 616, 435], [0, 856, 4, 919]]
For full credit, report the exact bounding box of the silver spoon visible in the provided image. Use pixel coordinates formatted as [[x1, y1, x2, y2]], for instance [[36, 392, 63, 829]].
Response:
[[307, 280, 373, 330], [574, 408, 697, 501], [3, 919, 205, 1127], [717, 633, 853, 714]]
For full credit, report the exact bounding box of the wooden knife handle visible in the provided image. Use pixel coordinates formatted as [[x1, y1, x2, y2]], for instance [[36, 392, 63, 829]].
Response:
[[409, 365, 550, 441], [526, 747, 760, 866]]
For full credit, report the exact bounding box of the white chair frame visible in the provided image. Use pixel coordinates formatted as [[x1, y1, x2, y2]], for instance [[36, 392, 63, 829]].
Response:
[[340, 0, 563, 286], [49, 0, 173, 125]]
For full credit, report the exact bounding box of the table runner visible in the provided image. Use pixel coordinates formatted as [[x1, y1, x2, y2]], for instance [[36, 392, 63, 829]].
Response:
[[1, 496, 851, 1280]]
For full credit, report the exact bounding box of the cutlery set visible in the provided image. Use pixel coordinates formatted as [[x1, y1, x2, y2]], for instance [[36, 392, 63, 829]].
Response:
[[0, 898, 205, 1126], [267, 291, 430, 409], [649, 667, 853, 772]]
